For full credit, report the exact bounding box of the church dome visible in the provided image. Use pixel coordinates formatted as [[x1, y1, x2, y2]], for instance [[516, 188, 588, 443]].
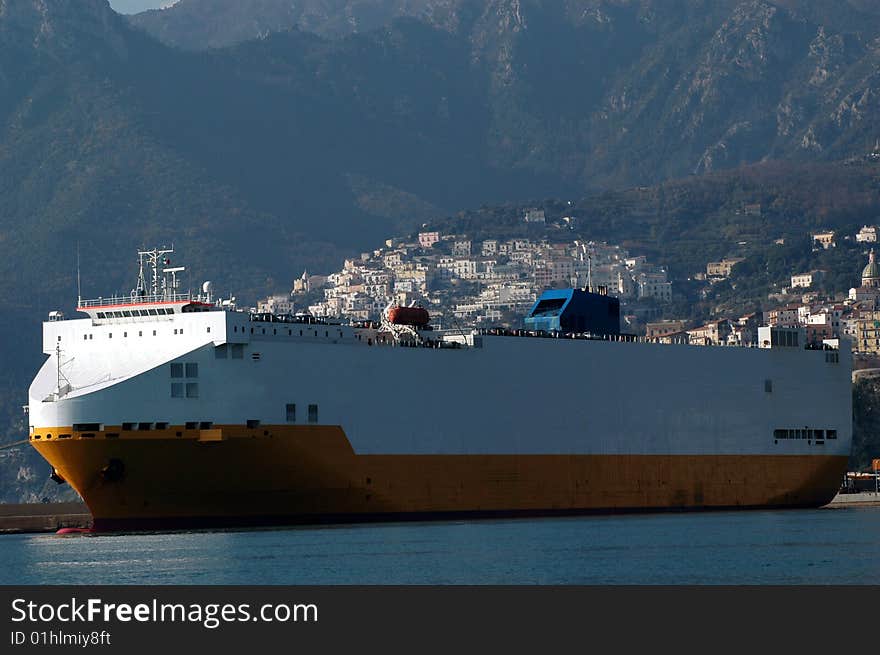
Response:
[[862, 250, 880, 287]]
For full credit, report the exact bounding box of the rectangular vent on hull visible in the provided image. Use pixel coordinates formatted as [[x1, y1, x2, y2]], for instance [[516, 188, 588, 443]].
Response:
[[72, 423, 102, 432]]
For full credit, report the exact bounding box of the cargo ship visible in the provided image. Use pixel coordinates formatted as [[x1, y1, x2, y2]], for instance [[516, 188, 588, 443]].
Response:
[[27, 247, 852, 531]]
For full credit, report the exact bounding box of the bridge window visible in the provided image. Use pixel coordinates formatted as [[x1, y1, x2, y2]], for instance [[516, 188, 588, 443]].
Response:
[[170, 363, 183, 378], [308, 404, 318, 423], [186, 383, 199, 398], [286, 404, 296, 422], [185, 363, 198, 378], [171, 383, 184, 398]]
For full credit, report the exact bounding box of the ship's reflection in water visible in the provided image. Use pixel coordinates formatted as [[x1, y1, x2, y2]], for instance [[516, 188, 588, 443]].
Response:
[[4, 508, 880, 584]]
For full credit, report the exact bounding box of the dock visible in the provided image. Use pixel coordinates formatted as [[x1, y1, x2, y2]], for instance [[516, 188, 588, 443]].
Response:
[[0, 502, 91, 534], [823, 492, 880, 508]]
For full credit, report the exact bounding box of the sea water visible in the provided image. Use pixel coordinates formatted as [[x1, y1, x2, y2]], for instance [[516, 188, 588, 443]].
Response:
[[2, 507, 879, 585]]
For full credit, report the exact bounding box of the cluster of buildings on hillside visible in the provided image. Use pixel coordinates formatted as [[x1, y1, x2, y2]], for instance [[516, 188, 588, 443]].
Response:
[[651, 249, 880, 353], [255, 217, 880, 355], [257, 219, 672, 328]]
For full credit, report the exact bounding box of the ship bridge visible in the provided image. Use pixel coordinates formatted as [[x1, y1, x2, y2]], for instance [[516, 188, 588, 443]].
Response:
[[75, 247, 226, 321]]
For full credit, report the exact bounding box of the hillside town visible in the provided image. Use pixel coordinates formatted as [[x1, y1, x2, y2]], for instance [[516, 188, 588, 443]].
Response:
[[255, 215, 880, 356], [257, 208, 672, 332]]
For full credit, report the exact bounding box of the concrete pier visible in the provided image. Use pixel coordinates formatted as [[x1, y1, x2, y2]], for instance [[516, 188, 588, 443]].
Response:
[[824, 492, 880, 508], [0, 502, 91, 534]]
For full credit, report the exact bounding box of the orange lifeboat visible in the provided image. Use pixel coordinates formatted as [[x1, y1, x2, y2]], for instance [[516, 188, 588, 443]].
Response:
[[388, 306, 430, 327]]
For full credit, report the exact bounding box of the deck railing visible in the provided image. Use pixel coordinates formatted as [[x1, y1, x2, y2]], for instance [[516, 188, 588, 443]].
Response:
[[77, 292, 195, 308]]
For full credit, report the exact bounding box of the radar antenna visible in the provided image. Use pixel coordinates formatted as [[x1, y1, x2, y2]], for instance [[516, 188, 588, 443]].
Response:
[[135, 246, 176, 299]]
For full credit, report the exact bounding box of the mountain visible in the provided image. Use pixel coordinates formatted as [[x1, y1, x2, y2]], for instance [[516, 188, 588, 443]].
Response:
[[2, 0, 880, 346], [4, 0, 880, 356], [128, 0, 880, 51], [130, 0, 880, 182]]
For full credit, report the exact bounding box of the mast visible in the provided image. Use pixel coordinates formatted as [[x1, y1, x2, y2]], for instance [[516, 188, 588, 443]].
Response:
[[76, 243, 82, 306], [136, 246, 175, 298]]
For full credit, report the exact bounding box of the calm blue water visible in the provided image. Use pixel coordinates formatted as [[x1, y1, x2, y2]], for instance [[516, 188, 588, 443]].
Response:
[[2, 506, 879, 585]]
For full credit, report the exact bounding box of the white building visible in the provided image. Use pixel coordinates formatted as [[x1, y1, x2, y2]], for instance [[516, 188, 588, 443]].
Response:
[[791, 271, 823, 289], [637, 272, 672, 301], [257, 294, 294, 315], [856, 226, 878, 243]]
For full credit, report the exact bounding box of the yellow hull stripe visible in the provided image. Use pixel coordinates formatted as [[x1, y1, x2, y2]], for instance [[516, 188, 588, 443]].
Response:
[[30, 425, 847, 522]]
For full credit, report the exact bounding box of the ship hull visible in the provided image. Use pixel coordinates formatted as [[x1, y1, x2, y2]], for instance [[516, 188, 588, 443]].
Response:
[[31, 424, 848, 531]]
